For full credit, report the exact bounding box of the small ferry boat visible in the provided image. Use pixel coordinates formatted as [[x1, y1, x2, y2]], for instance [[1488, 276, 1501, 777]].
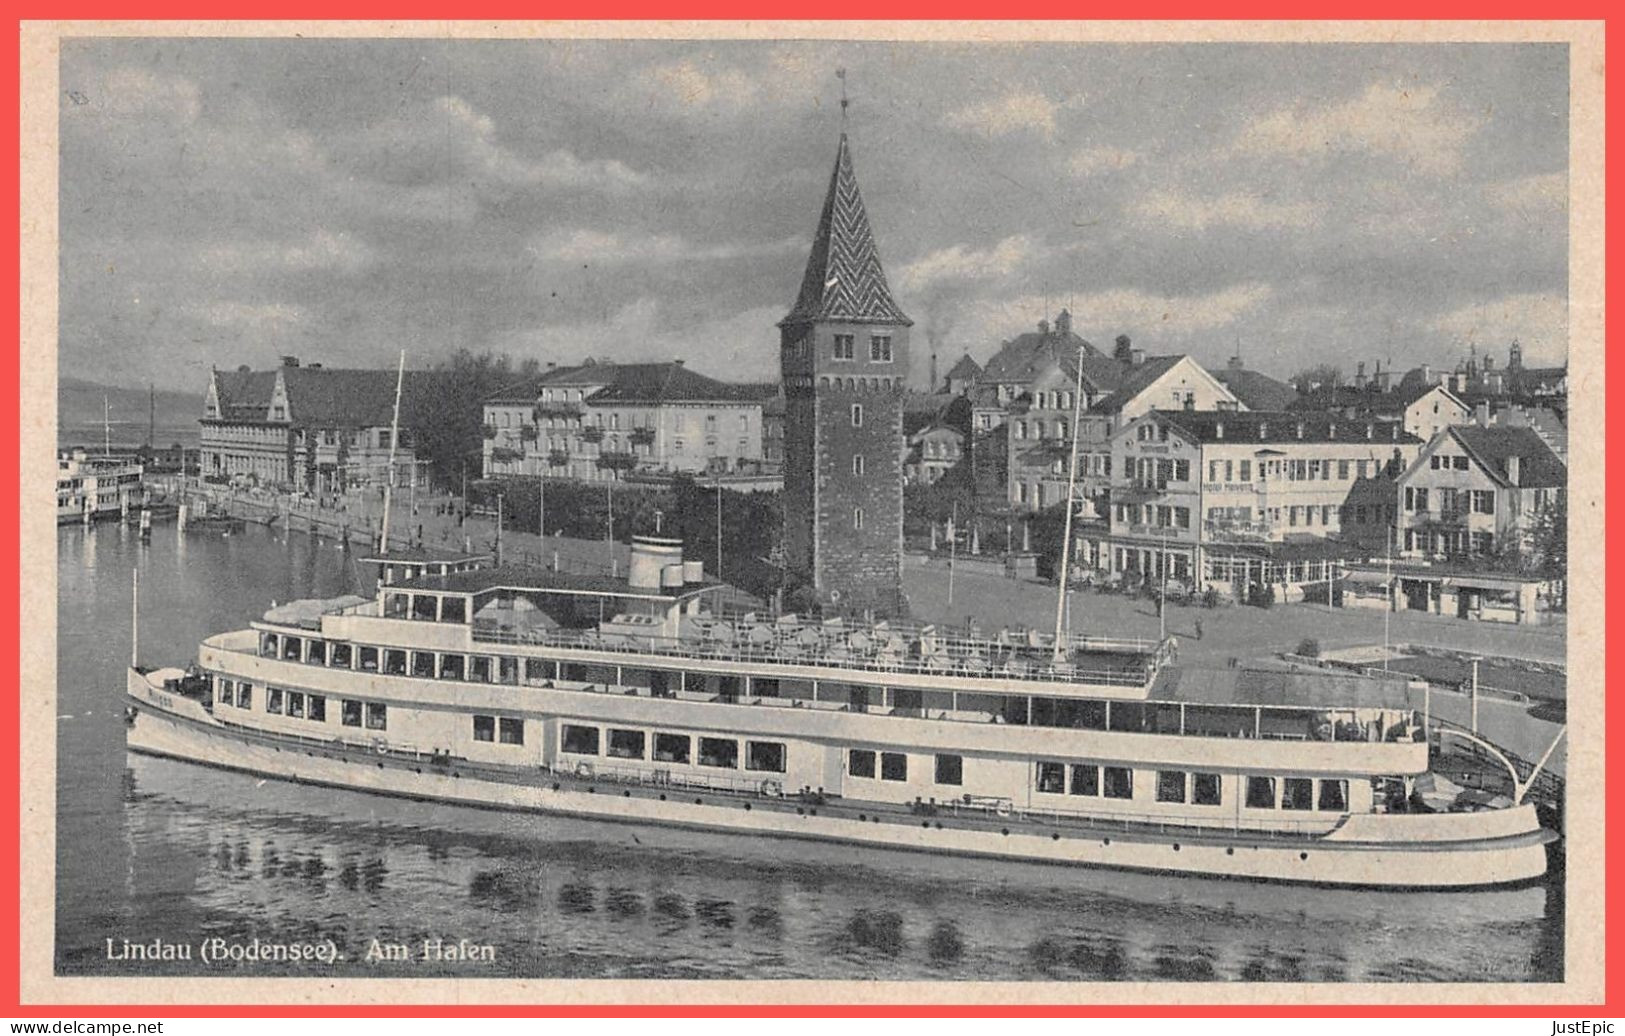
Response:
[[124, 531, 1557, 889], [58, 449, 144, 524]]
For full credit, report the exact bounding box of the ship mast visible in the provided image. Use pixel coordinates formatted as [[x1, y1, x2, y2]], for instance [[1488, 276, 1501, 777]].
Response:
[[1051, 340, 1088, 663], [379, 350, 406, 555], [103, 394, 111, 456]]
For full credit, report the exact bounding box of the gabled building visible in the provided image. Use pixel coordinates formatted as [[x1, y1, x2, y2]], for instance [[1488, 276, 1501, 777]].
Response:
[[903, 423, 966, 486], [1293, 379, 1469, 442], [200, 358, 448, 491], [943, 353, 982, 395], [1009, 353, 1241, 513], [1393, 424, 1566, 561]]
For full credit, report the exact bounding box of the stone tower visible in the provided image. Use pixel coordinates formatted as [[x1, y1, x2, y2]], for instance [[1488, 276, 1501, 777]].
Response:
[[779, 133, 912, 617]]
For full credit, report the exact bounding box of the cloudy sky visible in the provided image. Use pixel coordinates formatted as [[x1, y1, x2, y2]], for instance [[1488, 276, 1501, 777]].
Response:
[[60, 37, 1568, 391]]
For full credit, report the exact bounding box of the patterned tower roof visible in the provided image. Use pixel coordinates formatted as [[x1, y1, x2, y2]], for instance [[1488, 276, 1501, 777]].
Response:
[[780, 134, 911, 328]]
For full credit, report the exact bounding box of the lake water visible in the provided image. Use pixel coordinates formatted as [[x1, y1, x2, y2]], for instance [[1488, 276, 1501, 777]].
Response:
[[55, 521, 1564, 982]]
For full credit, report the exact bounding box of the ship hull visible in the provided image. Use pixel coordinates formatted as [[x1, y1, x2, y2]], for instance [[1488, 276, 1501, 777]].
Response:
[[125, 677, 1553, 891]]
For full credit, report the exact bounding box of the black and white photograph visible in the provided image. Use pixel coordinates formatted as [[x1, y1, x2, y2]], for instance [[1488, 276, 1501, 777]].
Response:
[[28, 24, 1603, 1001]]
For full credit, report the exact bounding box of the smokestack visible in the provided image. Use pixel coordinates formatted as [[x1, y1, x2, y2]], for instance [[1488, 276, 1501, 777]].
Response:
[[930, 353, 939, 393]]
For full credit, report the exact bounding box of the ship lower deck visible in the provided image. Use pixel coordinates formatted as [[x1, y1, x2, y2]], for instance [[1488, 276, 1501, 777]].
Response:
[[125, 687, 1555, 890]]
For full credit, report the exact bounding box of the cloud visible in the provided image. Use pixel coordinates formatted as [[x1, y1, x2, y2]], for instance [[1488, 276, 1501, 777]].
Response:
[[527, 228, 802, 266], [1430, 292, 1566, 361], [1235, 82, 1482, 174], [436, 96, 647, 190], [943, 90, 1064, 141], [644, 59, 760, 112], [898, 235, 1039, 294], [187, 301, 305, 329], [490, 298, 784, 380], [88, 66, 202, 123], [1136, 189, 1318, 231], [1068, 146, 1141, 177], [1486, 171, 1567, 218], [1074, 283, 1276, 337], [197, 230, 375, 275]]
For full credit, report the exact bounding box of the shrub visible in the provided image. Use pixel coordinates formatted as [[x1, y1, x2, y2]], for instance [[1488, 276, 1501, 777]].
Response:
[[1295, 637, 1321, 658]]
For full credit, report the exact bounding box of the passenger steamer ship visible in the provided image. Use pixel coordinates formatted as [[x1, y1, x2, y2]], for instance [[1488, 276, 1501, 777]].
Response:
[[125, 530, 1555, 889]]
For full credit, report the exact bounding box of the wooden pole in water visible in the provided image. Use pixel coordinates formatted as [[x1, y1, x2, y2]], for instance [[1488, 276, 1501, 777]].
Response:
[[130, 567, 139, 668]]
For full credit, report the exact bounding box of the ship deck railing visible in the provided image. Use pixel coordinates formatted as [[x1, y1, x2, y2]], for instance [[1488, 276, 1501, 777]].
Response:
[[470, 622, 1159, 689]]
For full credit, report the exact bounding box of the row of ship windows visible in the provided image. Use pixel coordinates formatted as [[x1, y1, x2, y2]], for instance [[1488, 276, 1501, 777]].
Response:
[[1036, 761, 1349, 812], [215, 678, 387, 730], [558, 723, 787, 773]]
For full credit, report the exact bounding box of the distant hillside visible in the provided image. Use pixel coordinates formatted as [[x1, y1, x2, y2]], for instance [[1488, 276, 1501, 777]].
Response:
[[58, 376, 203, 448]]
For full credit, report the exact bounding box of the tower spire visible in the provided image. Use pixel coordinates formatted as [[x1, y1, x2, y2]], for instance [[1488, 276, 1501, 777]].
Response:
[[837, 68, 848, 131], [780, 132, 910, 328]]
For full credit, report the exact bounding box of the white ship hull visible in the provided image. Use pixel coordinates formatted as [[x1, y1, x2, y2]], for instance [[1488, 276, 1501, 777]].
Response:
[[126, 668, 1554, 890]]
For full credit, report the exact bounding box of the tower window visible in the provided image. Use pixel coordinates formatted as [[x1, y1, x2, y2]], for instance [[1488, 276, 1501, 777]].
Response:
[[853, 507, 864, 530], [851, 404, 863, 427], [869, 335, 893, 362], [852, 454, 865, 476], [833, 334, 855, 361]]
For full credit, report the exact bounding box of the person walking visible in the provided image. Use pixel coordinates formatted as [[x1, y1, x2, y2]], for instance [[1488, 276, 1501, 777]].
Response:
[[1194, 618, 1203, 641]]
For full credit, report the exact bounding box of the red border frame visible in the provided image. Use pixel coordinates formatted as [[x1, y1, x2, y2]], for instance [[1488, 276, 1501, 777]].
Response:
[[5, 10, 1614, 1016]]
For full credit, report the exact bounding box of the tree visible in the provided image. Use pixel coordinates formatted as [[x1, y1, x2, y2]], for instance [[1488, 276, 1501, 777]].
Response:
[[1289, 364, 1344, 394], [415, 349, 541, 490]]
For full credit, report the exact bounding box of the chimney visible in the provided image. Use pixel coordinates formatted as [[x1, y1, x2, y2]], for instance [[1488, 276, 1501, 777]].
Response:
[[1328, 421, 1337, 438], [1228, 354, 1244, 369], [1475, 401, 1491, 427], [1375, 368, 1393, 392], [281, 355, 300, 368], [1354, 361, 1367, 390], [1214, 421, 1224, 440], [546, 361, 557, 370], [1130, 349, 1146, 367], [674, 359, 686, 367], [1365, 422, 1374, 440], [1055, 309, 1072, 336], [1295, 421, 1305, 440], [930, 353, 939, 393], [1505, 455, 1521, 485], [1421, 364, 1432, 385], [1258, 421, 1269, 439], [1114, 334, 1134, 363], [1038, 318, 1050, 335]]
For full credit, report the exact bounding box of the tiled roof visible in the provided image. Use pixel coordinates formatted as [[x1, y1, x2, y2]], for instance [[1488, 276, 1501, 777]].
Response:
[[1212, 367, 1299, 412], [211, 370, 277, 420], [981, 331, 1111, 384], [1157, 409, 1421, 445], [1449, 425, 1567, 489], [280, 368, 450, 428], [945, 353, 982, 380], [587, 363, 765, 404], [781, 134, 910, 327], [1086, 355, 1186, 415]]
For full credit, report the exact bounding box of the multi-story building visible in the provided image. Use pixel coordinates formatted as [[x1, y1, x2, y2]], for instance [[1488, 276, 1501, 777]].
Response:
[[1294, 377, 1470, 442], [1009, 353, 1241, 513], [1089, 409, 1422, 597], [903, 423, 965, 485], [483, 361, 772, 482], [778, 131, 912, 617], [200, 359, 443, 491], [1393, 424, 1566, 560]]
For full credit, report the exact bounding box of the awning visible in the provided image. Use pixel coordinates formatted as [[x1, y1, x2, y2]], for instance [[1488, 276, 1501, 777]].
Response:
[[1442, 574, 1538, 592]]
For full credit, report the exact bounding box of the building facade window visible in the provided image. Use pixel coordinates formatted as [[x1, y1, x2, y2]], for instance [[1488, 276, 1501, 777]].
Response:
[[833, 334, 855, 360], [848, 749, 876, 778], [879, 752, 908, 781], [934, 754, 963, 786], [869, 335, 893, 362], [853, 454, 865, 476], [851, 404, 863, 427]]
